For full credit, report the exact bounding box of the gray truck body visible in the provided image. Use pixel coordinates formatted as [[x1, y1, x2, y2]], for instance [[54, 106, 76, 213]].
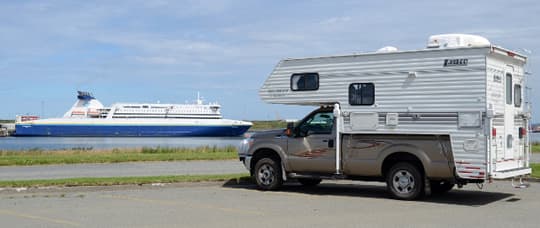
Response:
[[239, 107, 455, 182]]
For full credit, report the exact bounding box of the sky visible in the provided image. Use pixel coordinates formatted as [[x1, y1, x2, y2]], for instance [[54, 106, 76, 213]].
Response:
[[0, 0, 539, 122]]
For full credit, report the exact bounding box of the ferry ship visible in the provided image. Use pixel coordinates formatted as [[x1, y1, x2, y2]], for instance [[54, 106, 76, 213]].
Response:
[[15, 91, 252, 137]]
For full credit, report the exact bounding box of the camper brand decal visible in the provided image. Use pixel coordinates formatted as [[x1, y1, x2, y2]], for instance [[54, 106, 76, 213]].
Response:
[[268, 89, 289, 97], [443, 59, 468, 67]]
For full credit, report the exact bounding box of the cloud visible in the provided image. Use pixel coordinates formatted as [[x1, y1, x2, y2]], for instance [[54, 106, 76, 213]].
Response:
[[463, 27, 540, 39], [247, 32, 306, 43], [133, 56, 179, 65], [95, 34, 221, 54], [319, 16, 352, 25], [0, 0, 539, 120]]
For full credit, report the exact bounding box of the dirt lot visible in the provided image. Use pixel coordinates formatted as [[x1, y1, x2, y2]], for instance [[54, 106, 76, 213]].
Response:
[[0, 180, 537, 228]]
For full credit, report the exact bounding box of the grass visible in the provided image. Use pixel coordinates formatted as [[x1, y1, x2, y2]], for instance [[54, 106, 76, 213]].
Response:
[[0, 146, 238, 166], [0, 119, 14, 124], [533, 142, 540, 153], [0, 174, 251, 188], [250, 120, 288, 131], [531, 163, 540, 178]]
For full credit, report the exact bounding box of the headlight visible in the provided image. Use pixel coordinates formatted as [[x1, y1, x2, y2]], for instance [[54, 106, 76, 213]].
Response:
[[238, 138, 254, 155]]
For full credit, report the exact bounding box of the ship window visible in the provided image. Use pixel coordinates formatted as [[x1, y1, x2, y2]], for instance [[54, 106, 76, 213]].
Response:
[[349, 83, 375, 105], [514, 84, 522, 107], [291, 73, 319, 91], [506, 73, 512, 105]]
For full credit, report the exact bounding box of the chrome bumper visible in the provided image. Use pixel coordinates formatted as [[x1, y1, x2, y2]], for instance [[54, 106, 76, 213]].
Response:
[[240, 155, 252, 171], [491, 167, 532, 179], [237, 137, 253, 171]]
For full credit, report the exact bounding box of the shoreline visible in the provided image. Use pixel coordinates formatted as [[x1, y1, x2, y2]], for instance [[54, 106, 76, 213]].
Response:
[[0, 120, 285, 137]]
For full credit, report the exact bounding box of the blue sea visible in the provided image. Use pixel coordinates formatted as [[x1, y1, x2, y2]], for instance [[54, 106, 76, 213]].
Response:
[[531, 132, 540, 143], [0, 136, 244, 151], [1, 133, 539, 151]]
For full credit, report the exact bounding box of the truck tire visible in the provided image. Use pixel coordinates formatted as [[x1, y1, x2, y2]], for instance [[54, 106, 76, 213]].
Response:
[[386, 162, 424, 200], [430, 180, 454, 194], [297, 178, 322, 187], [253, 157, 283, 190]]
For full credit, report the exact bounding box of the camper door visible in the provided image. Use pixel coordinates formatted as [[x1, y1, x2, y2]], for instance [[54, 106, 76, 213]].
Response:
[[497, 65, 523, 171]]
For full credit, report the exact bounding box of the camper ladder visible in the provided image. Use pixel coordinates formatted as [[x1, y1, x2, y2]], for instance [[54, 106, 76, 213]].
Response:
[[511, 176, 530, 189]]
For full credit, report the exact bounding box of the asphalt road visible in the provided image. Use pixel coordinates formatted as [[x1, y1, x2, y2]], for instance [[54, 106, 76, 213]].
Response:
[[531, 152, 540, 163], [0, 180, 538, 227], [0, 160, 247, 180], [1, 154, 538, 181]]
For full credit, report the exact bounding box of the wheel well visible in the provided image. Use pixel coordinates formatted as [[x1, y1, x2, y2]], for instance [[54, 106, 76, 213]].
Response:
[[381, 152, 425, 178], [250, 149, 282, 174]]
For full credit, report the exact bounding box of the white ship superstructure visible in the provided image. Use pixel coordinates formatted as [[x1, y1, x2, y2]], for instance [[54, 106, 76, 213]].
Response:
[[65, 92, 223, 120]]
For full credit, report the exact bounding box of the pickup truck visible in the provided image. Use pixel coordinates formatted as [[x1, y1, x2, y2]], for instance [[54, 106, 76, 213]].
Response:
[[238, 107, 458, 200]]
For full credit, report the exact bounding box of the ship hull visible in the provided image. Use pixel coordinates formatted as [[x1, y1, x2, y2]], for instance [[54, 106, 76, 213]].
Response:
[[15, 119, 251, 137]]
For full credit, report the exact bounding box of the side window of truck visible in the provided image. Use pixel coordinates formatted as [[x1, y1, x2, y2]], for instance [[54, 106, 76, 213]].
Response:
[[349, 83, 375, 105], [298, 112, 334, 136], [291, 73, 319, 91]]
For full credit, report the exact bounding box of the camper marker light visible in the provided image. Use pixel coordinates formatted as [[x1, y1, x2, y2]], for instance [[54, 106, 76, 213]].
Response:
[[492, 128, 497, 137], [519, 127, 526, 139]]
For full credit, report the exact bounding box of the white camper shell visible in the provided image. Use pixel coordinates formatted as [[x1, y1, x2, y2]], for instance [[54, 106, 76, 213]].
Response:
[[259, 34, 531, 181]]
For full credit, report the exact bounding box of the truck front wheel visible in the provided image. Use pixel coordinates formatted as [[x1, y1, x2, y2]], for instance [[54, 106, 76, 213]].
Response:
[[386, 162, 424, 200], [253, 158, 283, 190]]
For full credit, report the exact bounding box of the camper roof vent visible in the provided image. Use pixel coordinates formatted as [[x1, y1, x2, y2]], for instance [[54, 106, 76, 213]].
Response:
[[427, 34, 490, 49], [376, 46, 399, 53]]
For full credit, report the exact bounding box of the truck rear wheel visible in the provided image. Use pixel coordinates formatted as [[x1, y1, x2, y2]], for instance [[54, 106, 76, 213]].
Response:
[[386, 162, 424, 200], [253, 157, 283, 190]]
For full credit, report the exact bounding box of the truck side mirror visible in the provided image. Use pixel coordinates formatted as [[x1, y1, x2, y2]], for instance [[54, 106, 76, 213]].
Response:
[[285, 122, 294, 137]]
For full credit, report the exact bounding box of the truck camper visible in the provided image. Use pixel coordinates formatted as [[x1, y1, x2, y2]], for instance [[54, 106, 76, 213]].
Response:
[[239, 34, 532, 200]]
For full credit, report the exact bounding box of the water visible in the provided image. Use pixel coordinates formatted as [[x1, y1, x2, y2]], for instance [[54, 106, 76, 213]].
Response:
[[2, 133, 539, 151], [0, 137, 244, 151], [531, 132, 540, 143]]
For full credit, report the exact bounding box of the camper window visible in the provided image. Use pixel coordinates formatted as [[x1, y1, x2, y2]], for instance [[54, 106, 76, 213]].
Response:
[[506, 73, 512, 105], [291, 73, 319, 91], [349, 83, 375, 105], [514, 84, 522, 107]]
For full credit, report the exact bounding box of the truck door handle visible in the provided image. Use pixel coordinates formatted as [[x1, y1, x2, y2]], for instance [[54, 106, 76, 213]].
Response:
[[323, 139, 335, 148]]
